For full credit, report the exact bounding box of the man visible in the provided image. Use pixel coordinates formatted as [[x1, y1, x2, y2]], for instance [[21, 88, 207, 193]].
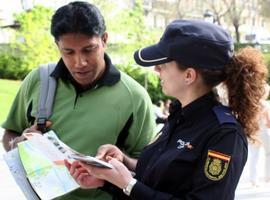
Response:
[[1, 1, 155, 200]]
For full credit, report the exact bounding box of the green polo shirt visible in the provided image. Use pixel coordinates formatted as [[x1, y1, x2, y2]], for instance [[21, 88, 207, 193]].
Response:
[[2, 54, 155, 200]]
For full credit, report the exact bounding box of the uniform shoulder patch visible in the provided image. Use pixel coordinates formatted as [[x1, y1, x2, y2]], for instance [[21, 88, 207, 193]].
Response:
[[212, 105, 236, 125], [204, 150, 231, 181]]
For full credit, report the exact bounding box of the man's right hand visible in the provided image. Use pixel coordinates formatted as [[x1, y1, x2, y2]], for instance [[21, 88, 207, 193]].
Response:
[[9, 124, 42, 149], [8, 135, 27, 149], [2, 121, 52, 151], [2, 129, 26, 151], [3, 126, 38, 151]]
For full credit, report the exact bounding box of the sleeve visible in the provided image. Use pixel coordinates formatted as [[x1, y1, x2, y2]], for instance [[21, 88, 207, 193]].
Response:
[[186, 125, 248, 199], [131, 181, 180, 200], [100, 182, 128, 200], [124, 88, 156, 158], [1, 68, 40, 134], [129, 125, 247, 200]]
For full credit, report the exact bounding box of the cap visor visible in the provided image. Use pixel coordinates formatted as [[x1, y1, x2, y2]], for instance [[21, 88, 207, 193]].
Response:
[[134, 44, 171, 67]]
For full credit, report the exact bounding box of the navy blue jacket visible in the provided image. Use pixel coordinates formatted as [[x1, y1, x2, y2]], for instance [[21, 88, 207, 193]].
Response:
[[131, 92, 247, 200]]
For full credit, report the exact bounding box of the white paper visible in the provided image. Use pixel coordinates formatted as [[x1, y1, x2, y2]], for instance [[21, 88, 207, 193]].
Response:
[[68, 154, 113, 169], [3, 148, 40, 200], [17, 132, 79, 200]]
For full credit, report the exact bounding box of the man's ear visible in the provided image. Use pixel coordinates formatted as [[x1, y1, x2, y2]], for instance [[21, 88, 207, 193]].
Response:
[[184, 68, 197, 85], [102, 32, 108, 45], [55, 40, 60, 48]]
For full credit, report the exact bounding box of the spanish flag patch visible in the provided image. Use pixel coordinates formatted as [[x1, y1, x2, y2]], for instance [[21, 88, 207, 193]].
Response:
[[204, 150, 231, 181]]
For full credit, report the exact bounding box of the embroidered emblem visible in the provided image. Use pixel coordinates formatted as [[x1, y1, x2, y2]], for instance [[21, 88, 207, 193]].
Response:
[[204, 150, 231, 181], [177, 139, 193, 149]]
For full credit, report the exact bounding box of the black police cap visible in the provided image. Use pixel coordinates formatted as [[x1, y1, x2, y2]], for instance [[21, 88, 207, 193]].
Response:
[[134, 19, 234, 69]]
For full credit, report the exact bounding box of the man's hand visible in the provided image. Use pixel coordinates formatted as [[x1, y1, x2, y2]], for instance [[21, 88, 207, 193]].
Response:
[[2, 130, 25, 151], [23, 120, 52, 134], [2, 121, 52, 151], [8, 135, 26, 149], [8, 124, 42, 149]]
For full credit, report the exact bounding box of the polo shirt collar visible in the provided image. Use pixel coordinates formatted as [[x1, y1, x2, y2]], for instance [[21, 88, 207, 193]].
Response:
[[50, 53, 120, 89]]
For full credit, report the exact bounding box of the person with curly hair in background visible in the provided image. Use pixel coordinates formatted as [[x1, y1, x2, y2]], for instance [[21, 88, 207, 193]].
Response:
[[66, 20, 268, 200]]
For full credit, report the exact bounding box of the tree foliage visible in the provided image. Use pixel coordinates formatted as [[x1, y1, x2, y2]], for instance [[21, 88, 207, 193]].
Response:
[[12, 6, 58, 71], [205, 0, 230, 25], [94, 0, 161, 63], [93, 0, 165, 101], [206, 0, 269, 43], [1, 1, 165, 101], [0, 53, 25, 79]]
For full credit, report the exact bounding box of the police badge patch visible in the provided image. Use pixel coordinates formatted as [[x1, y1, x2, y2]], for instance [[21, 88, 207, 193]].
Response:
[[204, 150, 231, 181]]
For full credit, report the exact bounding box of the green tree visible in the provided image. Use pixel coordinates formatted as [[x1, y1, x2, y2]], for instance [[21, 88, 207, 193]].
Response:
[[95, 0, 161, 62], [13, 6, 58, 72], [1, 1, 165, 100], [93, 0, 164, 101]]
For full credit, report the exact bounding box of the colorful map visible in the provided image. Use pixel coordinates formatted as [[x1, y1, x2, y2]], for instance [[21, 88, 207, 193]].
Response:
[[17, 132, 79, 200]]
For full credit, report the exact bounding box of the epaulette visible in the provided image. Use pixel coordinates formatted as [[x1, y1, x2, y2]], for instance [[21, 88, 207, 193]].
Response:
[[212, 105, 237, 125]]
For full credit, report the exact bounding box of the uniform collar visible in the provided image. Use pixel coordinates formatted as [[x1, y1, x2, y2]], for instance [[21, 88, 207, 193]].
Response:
[[169, 92, 218, 122], [182, 92, 218, 118], [50, 53, 120, 91]]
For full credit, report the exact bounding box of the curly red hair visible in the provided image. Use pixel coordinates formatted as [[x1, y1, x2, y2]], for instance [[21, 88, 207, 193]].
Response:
[[176, 47, 268, 141], [225, 47, 268, 141]]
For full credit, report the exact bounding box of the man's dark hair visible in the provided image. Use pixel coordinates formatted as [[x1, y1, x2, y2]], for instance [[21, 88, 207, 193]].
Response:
[[51, 1, 106, 40]]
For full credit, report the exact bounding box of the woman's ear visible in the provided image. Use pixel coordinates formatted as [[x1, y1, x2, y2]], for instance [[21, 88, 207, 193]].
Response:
[[184, 68, 197, 85]]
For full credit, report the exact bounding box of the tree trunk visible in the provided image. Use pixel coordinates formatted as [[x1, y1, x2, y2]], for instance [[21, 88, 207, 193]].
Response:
[[234, 24, 240, 43]]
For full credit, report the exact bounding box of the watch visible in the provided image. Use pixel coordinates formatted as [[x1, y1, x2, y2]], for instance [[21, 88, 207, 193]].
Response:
[[123, 178, 137, 196]]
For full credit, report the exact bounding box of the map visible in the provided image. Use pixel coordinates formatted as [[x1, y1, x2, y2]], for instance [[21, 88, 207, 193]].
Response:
[[17, 131, 79, 199]]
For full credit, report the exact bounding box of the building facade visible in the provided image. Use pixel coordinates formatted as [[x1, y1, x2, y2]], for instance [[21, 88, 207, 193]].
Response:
[[142, 0, 270, 43], [0, 0, 269, 44]]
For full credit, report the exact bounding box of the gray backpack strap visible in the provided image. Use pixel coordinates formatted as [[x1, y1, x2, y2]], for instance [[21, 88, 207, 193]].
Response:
[[37, 63, 57, 132]]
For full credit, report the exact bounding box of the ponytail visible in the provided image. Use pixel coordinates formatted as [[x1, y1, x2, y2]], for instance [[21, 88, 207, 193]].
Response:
[[224, 47, 268, 141]]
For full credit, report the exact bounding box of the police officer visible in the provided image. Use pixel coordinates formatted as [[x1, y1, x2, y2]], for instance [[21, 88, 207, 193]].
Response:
[[66, 20, 268, 199]]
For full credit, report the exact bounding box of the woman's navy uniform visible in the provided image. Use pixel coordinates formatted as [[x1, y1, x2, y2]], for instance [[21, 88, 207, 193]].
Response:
[[133, 92, 247, 200]]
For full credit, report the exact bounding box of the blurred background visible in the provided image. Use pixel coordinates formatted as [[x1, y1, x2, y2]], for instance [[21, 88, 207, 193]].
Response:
[[1, 0, 270, 123], [1, 1, 270, 199]]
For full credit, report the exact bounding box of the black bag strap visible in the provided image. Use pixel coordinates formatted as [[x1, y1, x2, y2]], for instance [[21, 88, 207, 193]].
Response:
[[37, 63, 57, 132]]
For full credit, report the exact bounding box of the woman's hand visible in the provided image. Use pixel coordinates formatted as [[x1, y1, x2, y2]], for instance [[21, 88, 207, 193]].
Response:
[[96, 144, 138, 171], [64, 160, 104, 189], [96, 144, 124, 162], [80, 158, 133, 189]]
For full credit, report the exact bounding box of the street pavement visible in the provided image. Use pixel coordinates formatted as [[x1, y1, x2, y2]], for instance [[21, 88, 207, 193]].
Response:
[[0, 127, 269, 199]]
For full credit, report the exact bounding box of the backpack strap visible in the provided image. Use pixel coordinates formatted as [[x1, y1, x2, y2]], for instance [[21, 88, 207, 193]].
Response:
[[37, 63, 57, 132]]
